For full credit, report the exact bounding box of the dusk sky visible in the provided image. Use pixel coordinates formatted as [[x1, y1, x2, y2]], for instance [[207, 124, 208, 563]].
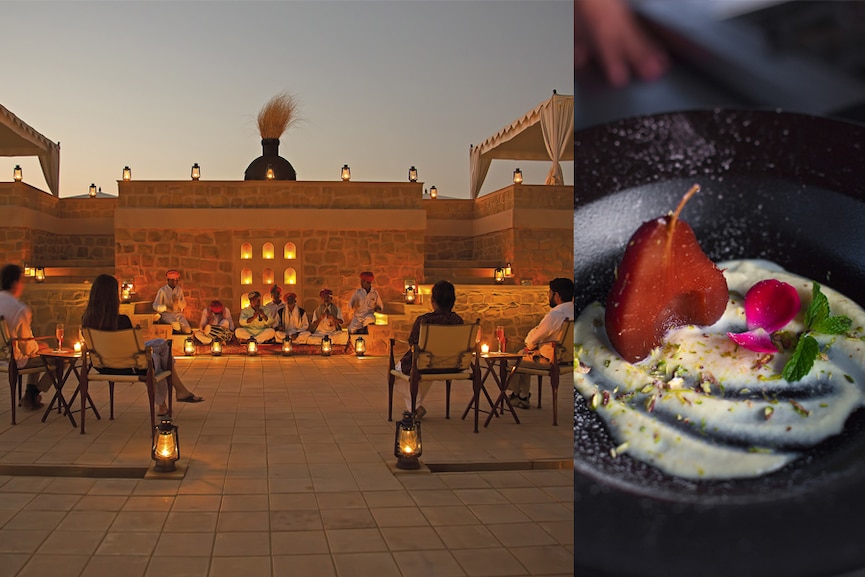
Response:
[[2, 1, 574, 199]]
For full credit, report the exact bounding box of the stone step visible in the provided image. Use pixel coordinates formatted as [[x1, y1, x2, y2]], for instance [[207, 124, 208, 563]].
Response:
[[38, 265, 115, 284], [424, 267, 517, 284]]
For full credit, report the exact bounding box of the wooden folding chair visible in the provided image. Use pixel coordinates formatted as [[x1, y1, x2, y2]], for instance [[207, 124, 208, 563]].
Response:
[[79, 327, 173, 436], [513, 318, 573, 426], [388, 319, 484, 432], [0, 315, 50, 425]]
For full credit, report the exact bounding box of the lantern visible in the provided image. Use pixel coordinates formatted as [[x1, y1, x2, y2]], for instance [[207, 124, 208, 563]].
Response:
[[183, 337, 195, 356], [120, 281, 134, 303], [429, 185, 437, 199], [211, 340, 223, 356], [320, 335, 332, 356], [152, 418, 180, 472], [23, 263, 33, 277], [404, 285, 416, 304], [354, 336, 366, 357], [266, 163, 275, 180], [394, 411, 422, 470], [481, 343, 490, 354], [341, 164, 351, 181], [89, 183, 97, 198], [282, 337, 293, 356], [122, 166, 132, 181], [513, 167, 523, 184], [13, 165, 22, 182], [35, 267, 45, 283], [191, 163, 201, 180], [73, 341, 82, 353], [504, 262, 513, 277], [247, 339, 258, 356], [408, 166, 418, 182], [494, 268, 505, 284]]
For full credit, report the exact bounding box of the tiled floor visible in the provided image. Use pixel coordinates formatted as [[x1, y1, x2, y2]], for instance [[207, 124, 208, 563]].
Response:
[[0, 355, 574, 576]]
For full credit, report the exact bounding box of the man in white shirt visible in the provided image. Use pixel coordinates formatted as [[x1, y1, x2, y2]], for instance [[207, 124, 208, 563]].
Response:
[[0, 264, 53, 410], [346, 271, 383, 334], [279, 292, 310, 343], [236, 291, 277, 343], [510, 277, 574, 409], [152, 269, 192, 334], [264, 285, 285, 337], [309, 288, 348, 345], [194, 300, 235, 345]]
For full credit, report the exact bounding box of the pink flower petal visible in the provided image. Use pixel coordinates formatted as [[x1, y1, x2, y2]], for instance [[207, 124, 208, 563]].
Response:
[[727, 327, 778, 353], [744, 279, 801, 333]]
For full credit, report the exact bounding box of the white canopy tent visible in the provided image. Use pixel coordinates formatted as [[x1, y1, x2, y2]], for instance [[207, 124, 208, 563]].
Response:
[[469, 91, 573, 199], [0, 104, 60, 196]]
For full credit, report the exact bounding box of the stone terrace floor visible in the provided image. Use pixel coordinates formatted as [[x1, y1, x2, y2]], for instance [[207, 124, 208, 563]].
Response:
[[0, 355, 574, 577]]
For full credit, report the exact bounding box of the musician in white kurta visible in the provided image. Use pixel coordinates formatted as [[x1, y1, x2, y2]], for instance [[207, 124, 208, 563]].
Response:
[[347, 271, 383, 334], [236, 291, 277, 343], [152, 269, 191, 333], [194, 300, 235, 344], [277, 292, 311, 343], [309, 288, 347, 345]]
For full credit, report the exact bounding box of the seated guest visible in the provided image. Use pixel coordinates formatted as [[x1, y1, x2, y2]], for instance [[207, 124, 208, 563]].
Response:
[[0, 264, 54, 410], [394, 280, 463, 419], [194, 299, 235, 345], [235, 291, 277, 343], [152, 269, 192, 334], [309, 288, 348, 345], [347, 271, 384, 334], [264, 285, 285, 336], [277, 292, 310, 344], [83, 274, 203, 416], [508, 277, 575, 409]]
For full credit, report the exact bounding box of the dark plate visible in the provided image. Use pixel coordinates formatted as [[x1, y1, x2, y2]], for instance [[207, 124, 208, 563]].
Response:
[[574, 109, 865, 577]]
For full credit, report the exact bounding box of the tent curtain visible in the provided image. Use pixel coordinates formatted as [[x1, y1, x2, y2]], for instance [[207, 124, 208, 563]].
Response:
[[469, 145, 492, 200], [0, 104, 61, 196], [540, 94, 574, 186]]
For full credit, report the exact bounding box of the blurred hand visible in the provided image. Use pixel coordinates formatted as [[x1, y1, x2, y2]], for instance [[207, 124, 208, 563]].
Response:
[[575, 0, 670, 87]]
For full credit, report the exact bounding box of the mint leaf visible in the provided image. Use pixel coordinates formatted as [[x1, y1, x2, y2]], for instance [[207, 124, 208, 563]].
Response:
[[782, 334, 819, 382], [805, 282, 829, 330], [812, 315, 853, 335]]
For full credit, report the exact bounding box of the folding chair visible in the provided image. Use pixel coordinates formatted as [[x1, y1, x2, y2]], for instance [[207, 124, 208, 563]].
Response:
[[513, 318, 573, 426], [0, 315, 50, 425], [387, 319, 484, 432], [79, 327, 173, 436]]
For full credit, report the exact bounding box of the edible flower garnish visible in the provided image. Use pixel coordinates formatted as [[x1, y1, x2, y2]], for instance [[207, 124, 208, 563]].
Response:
[[727, 279, 801, 353]]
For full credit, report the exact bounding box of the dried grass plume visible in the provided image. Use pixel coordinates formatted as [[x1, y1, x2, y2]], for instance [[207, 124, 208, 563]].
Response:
[[257, 92, 300, 140]]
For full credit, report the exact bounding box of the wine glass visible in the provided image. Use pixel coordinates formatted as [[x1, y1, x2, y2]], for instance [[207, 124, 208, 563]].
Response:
[[55, 323, 64, 352], [495, 325, 505, 353]]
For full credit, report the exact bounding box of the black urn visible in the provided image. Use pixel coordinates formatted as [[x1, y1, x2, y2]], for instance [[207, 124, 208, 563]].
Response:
[[244, 138, 297, 180]]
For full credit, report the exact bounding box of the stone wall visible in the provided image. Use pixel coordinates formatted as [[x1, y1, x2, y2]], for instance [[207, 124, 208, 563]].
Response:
[[18, 283, 90, 341]]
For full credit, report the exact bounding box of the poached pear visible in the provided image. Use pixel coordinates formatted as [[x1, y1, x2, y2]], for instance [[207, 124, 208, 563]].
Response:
[[605, 184, 729, 363]]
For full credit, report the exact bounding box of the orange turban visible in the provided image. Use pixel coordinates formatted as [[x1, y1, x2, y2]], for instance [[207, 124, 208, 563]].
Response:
[[166, 269, 181, 280]]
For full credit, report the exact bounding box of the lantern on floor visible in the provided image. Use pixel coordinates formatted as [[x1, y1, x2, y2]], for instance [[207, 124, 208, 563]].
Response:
[[494, 268, 505, 284], [183, 337, 195, 356], [211, 340, 223, 356], [247, 339, 258, 356], [191, 163, 201, 180], [513, 167, 523, 184], [282, 337, 293, 356], [35, 267, 45, 283], [394, 411, 422, 470], [122, 166, 132, 181], [408, 166, 418, 182], [152, 418, 180, 472], [13, 165, 22, 182], [429, 185, 437, 199], [320, 335, 332, 356], [341, 164, 351, 181], [89, 183, 97, 198], [354, 336, 366, 357]]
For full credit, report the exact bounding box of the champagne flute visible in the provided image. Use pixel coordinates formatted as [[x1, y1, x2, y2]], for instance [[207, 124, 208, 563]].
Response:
[[495, 325, 505, 353], [55, 323, 64, 352]]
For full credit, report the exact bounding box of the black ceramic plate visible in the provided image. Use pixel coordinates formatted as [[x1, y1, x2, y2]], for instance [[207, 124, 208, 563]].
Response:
[[574, 109, 865, 577]]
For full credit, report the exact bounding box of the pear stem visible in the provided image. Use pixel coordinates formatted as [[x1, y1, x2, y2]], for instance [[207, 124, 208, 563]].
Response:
[[669, 184, 700, 231], [663, 183, 701, 276]]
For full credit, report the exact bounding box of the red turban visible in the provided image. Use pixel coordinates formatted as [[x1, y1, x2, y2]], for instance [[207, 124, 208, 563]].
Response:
[[209, 300, 224, 313], [319, 288, 333, 297], [360, 271, 374, 282], [285, 292, 297, 301], [166, 269, 181, 280]]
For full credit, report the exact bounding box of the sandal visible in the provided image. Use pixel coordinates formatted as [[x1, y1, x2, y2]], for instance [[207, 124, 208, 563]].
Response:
[[177, 394, 205, 403]]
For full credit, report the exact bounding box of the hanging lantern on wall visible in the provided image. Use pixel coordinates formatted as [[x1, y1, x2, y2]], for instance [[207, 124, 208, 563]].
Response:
[[13, 165, 22, 182], [408, 166, 418, 182], [211, 340, 223, 356], [341, 164, 351, 181], [282, 337, 293, 356], [183, 337, 196, 356], [354, 336, 366, 357], [152, 418, 180, 472], [191, 163, 201, 180], [320, 335, 332, 356], [122, 166, 132, 181], [394, 411, 422, 470]]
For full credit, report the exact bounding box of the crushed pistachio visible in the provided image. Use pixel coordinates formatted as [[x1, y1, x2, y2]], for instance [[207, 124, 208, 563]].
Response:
[[764, 406, 774, 420], [790, 399, 811, 418]]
